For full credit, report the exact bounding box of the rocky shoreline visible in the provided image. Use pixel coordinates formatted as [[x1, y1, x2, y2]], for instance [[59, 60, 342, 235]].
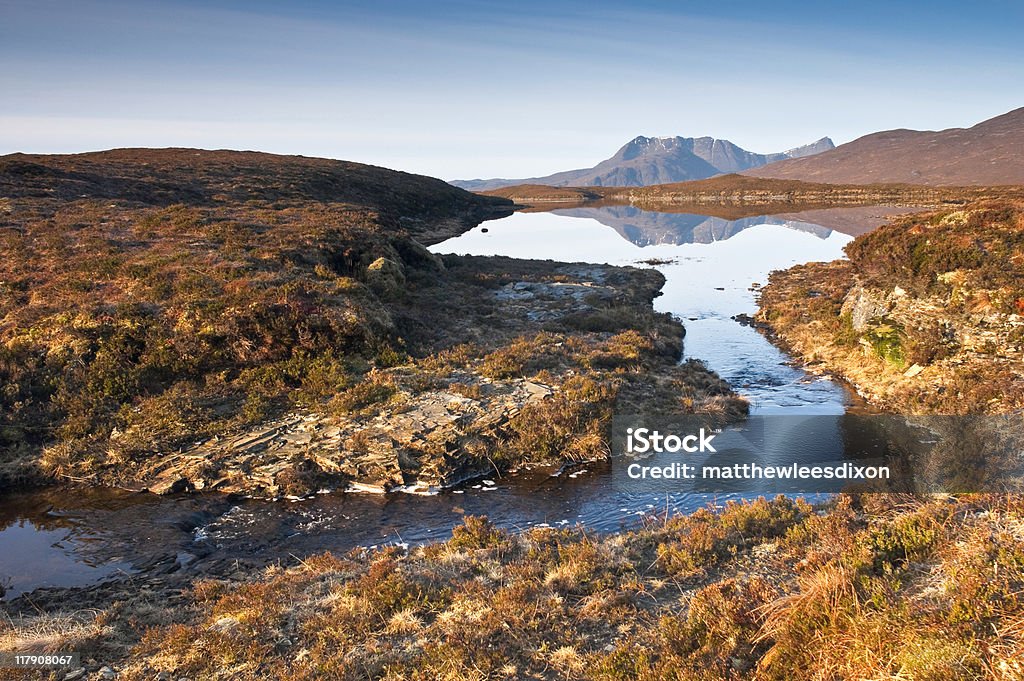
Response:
[[755, 200, 1024, 414]]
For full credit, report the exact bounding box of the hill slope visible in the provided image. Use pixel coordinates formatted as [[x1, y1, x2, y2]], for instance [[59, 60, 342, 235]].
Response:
[[0, 149, 509, 485], [746, 107, 1024, 186], [452, 136, 833, 190], [1, 148, 511, 240]]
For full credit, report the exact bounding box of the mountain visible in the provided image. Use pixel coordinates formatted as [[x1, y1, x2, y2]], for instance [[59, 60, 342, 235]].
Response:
[[745, 107, 1024, 186], [452, 136, 834, 191]]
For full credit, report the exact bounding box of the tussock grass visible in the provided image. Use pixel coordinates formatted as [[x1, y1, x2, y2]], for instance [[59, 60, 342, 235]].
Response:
[[39, 494, 1007, 680], [0, 610, 107, 654]]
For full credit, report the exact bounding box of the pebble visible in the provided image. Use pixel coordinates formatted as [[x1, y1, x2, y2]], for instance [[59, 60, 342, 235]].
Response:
[[99, 666, 117, 679], [63, 670, 85, 681]]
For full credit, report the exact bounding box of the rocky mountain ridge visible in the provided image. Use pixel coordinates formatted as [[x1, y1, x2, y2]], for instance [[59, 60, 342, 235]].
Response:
[[452, 135, 834, 190]]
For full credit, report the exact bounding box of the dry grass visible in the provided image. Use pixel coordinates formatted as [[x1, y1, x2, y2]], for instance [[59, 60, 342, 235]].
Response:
[[757, 200, 1024, 414], [0, 610, 107, 654], [9, 494, 988, 680]]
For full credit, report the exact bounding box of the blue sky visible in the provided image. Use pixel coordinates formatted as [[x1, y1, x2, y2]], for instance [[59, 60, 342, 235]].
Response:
[[2, 0, 1022, 179]]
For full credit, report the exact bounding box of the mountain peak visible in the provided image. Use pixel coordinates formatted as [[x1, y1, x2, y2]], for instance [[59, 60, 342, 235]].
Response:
[[782, 137, 836, 159], [450, 133, 835, 191]]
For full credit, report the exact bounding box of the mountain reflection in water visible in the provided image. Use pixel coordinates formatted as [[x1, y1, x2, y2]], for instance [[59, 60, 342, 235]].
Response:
[[551, 204, 926, 246]]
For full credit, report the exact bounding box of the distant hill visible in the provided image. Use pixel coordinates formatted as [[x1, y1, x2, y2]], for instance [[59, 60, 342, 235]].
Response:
[[452, 136, 833, 190], [745, 107, 1024, 186], [0, 148, 511, 231]]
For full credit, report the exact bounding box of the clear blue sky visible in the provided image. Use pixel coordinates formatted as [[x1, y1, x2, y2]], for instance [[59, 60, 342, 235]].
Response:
[[2, 0, 1022, 179]]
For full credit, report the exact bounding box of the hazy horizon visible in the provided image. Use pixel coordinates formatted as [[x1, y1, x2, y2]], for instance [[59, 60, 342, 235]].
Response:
[[2, 0, 1023, 180]]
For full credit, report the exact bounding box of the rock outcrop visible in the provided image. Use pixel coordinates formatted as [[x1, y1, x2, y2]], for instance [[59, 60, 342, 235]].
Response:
[[143, 375, 554, 497], [136, 258, 746, 498]]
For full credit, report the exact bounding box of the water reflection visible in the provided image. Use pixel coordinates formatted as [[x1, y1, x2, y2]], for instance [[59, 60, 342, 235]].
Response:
[[436, 208, 854, 412], [552, 206, 832, 245], [551, 204, 926, 245], [0, 491, 138, 599]]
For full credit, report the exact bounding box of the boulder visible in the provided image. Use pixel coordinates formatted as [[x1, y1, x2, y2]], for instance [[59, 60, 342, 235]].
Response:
[[841, 284, 893, 331]]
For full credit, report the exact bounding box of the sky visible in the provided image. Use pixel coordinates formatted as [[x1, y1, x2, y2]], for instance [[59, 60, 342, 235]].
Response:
[[2, 0, 1023, 180]]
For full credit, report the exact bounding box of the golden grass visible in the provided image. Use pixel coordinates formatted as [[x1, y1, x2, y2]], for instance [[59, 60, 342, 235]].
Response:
[[18, 495, 986, 680], [0, 610, 107, 654]]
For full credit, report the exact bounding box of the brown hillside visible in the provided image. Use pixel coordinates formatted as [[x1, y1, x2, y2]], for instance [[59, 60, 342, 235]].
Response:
[[0, 148, 512, 237], [745, 107, 1024, 186]]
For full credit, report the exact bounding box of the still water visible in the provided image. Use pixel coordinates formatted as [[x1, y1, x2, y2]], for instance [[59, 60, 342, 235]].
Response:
[[440, 209, 854, 413]]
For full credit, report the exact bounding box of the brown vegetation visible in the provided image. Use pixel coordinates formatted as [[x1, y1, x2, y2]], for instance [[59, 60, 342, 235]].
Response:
[[480, 184, 604, 203], [484, 174, 1024, 217], [0, 148, 512, 232], [0, 149, 509, 488], [0, 149, 746, 493], [8, 494, 1022, 680]]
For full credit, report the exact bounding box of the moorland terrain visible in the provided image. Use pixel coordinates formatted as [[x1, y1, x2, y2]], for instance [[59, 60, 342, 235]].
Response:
[[746, 107, 1024, 186], [3, 146, 1024, 681], [0, 149, 745, 497]]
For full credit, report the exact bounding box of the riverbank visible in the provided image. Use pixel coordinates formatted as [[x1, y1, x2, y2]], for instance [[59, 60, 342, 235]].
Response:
[[755, 199, 1024, 413], [5, 493, 1022, 680]]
